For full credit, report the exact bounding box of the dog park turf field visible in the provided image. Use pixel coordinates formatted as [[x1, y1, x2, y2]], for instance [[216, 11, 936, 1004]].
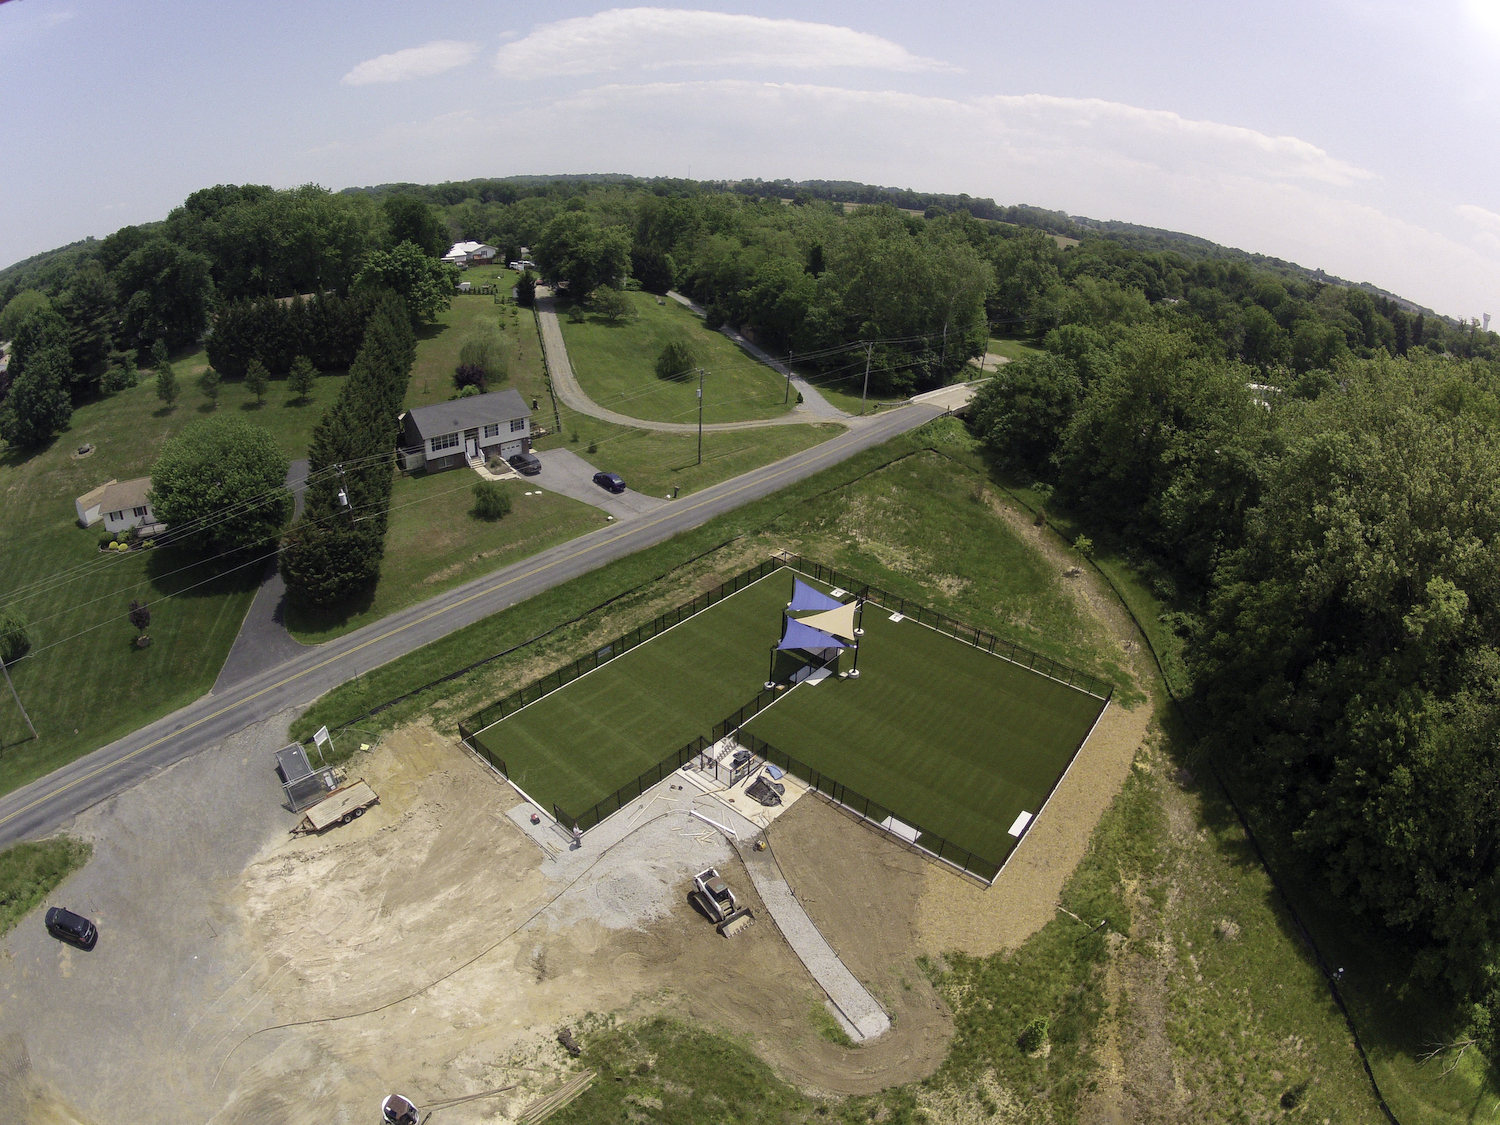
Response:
[[476, 567, 1106, 867]]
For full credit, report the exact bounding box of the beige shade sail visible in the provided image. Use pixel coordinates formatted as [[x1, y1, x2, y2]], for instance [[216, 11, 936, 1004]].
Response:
[[793, 601, 859, 643]]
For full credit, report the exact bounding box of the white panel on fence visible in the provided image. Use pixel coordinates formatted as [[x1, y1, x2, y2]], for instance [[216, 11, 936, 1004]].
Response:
[[1008, 810, 1034, 837], [880, 815, 921, 844], [888, 612, 904, 622]]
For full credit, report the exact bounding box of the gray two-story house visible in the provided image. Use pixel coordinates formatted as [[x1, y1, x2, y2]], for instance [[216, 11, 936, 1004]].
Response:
[[400, 389, 533, 473]]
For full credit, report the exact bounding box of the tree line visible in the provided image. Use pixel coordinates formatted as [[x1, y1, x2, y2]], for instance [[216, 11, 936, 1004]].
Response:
[[969, 302, 1500, 1052]]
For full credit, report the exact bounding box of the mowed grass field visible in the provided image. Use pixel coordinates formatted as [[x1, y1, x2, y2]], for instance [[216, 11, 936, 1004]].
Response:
[[481, 571, 794, 814], [746, 596, 1107, 868], [557, 291, 794, 424], [0, 360, 346, 794]]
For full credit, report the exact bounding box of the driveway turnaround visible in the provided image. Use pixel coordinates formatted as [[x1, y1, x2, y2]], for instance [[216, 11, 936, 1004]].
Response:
[[532, 448, 668, 520], [0, 403, 945, 847]]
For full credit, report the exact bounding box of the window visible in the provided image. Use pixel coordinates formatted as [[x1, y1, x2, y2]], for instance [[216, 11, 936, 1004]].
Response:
[[483, 423, 500, 438], [510, 418, 526, 433], [133, 506, 148, 518], [108, 510, 124, 522], [430, 432, 459, 452]]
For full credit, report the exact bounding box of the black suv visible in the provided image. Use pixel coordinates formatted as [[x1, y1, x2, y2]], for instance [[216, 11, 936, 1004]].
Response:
[[45, 906, 97, 949], [508, 451, 542, 475]]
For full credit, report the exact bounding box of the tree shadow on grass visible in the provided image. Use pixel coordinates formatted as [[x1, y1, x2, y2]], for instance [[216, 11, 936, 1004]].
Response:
[[151, 405, 177, 418], [0, 434, 60, 470], [144, 542, 266, 600], [196, 402, 219, 414], [239, 401, 266, 412], [280, 583, 377, 638]]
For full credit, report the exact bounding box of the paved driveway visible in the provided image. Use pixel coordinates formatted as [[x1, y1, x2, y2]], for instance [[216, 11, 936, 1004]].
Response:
[[533, 447, 669, 520]]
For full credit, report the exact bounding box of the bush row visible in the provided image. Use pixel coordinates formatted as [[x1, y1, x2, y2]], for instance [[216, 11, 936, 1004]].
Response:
[[279, 292, 416, 608], [205, 291, 378, 379]]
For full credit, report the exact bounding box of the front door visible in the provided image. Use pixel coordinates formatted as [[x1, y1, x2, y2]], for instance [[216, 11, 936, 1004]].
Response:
[[465, 430, 479, 459]]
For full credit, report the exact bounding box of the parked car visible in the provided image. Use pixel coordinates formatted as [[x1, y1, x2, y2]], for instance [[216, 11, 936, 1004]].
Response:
[[593, 471, 627, 494], [508, 451, 542, 475], [45, 906, 97, 949]]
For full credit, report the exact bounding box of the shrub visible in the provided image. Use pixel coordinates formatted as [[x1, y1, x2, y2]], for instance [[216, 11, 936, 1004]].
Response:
[[457, 321, 508, 388], [454, 363, 487, 392], [471, 481, 513, 520], [286, 355, 317, 402], [1017, 1017, 1049, 1053], [0, 604, 30, 664], [655, 331, 700, 382], [98, 531, 115, 548], [457, 384, 480, 398], [128, 600, 151, 632]]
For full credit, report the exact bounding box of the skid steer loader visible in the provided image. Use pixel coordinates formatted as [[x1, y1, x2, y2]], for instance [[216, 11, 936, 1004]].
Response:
[[691, 868, 754, 937]]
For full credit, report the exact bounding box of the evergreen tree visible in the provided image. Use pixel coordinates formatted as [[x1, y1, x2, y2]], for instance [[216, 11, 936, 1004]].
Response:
[[286, 355, 317, 402], [156, 361, 178, 407], [244, 359, 270, 405], [198, 366, 221, 408]]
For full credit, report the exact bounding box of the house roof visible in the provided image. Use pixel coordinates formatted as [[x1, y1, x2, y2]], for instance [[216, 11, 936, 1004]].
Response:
[[78, 477, 152, 513], [442, 241, 496, 260], [405, 389, 531, 440]]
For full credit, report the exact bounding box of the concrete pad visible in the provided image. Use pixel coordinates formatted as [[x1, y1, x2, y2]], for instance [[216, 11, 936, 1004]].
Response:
[[532, 448, 669, 521]]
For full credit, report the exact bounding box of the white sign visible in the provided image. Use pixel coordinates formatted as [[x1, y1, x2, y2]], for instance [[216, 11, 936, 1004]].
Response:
[[314, 726, 332, 749]]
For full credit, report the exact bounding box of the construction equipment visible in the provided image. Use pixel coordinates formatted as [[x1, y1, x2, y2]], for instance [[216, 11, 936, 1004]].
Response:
[[691, 868, 754, 937]]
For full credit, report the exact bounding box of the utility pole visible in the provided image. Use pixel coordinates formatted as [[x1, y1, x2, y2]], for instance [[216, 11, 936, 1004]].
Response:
[[783, 350, 793, 404], [697, 369, 705, 465], [859, 342, 873, 416], [1, 658, 37, 741], [334, 463, 355, 525]]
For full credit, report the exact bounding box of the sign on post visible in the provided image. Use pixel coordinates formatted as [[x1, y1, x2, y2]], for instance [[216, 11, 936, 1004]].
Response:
[[313, 725, 333, 764]]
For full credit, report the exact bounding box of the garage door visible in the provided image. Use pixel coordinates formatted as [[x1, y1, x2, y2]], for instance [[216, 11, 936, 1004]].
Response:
[[499, 440, 524, 458]]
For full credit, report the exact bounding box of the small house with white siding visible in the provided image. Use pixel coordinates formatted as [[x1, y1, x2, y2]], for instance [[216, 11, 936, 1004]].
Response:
[[75, 477, 163, 535], [441, 241, 498, 268], [400, 390, 532, 473]]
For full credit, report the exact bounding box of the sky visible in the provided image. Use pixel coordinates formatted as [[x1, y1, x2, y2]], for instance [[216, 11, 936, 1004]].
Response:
[[1, 0, 1498, 318]]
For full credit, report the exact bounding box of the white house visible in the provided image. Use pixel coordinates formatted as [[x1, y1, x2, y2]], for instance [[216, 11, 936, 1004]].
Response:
[[400, 390, 533, 473], [76, 477, 162, 535], [441, 241, 498, 268]]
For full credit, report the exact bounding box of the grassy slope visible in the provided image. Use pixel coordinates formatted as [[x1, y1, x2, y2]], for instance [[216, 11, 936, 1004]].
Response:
[[558, 291, 794, 424], [986, 336, 1045, 362], [0, 837, 91, 936], [0, 361, 344, 792]]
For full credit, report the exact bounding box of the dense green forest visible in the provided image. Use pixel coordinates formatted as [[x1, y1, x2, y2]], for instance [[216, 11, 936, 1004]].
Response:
[[6, 174, 1500, 1052]]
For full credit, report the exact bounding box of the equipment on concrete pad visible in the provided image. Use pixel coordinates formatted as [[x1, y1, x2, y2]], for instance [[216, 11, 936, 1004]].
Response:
[[691, 867, 754, 936], [745, 774, 784, 807]]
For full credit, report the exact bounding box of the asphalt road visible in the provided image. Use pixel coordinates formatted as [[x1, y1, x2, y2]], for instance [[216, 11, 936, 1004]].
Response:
[[0, 403, 944, 846]]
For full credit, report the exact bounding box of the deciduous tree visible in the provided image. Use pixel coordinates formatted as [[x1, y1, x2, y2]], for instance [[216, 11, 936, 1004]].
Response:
[[149, 415, 292, 552]]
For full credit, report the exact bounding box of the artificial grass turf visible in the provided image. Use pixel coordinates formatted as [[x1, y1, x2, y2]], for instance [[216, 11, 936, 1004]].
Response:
[[478, 565, 1105, 866], [484, 570, 796, 815], [744, 591, 1107, 869]]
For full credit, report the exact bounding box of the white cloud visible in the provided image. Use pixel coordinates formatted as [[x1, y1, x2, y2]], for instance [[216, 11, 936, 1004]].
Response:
[[304, 80, 1499, 317], [342, 40, 479, 86], [1457, 203, 1500, 254], [493, 8, 957, 80], [1464, 0, 1500, 38]]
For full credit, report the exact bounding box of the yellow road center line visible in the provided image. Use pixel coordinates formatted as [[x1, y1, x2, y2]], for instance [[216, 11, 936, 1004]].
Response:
[[0, 413, 912, 829]]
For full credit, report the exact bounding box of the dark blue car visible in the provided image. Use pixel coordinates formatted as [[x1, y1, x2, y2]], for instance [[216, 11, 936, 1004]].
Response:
[[593, 471, 626, 494]]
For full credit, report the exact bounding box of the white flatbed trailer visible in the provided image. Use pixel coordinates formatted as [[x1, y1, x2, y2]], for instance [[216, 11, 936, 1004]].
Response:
[[292, 780, 379, 834]]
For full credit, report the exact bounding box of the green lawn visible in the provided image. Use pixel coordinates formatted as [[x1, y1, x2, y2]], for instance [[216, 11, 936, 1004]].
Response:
[[985, 336, 1044, 363], [746, 591, 1107, 870], [405, 269, 550, 416], [557, 291, 794, 424], [475, 570, 793, 814], [0, 837, 91, 936], [285, 470, 607, 643], [0, 365, 344, 794], [534, 417, 843, 500]]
